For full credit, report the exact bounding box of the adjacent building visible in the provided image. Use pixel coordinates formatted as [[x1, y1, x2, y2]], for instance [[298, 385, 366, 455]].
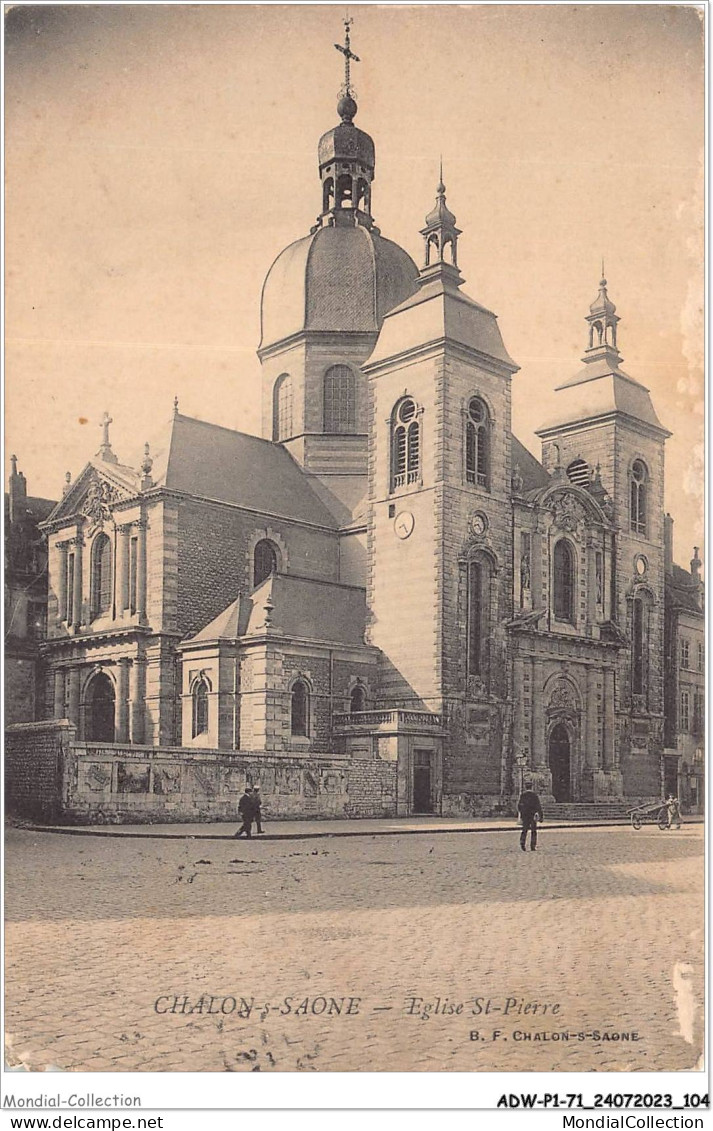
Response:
[[664, 524, 705, 812], [5, 458, 56, 724]]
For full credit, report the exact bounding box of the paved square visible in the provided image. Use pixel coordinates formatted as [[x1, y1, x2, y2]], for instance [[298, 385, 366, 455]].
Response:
[[4, 824, 704, 1072]]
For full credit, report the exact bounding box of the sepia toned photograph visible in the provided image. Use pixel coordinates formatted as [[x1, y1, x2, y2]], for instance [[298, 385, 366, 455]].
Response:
[[3, 2, 705, 1086]]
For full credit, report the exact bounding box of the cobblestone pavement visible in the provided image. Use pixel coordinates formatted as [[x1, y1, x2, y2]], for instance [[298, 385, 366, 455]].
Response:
[[5, 824, 704, 1073]]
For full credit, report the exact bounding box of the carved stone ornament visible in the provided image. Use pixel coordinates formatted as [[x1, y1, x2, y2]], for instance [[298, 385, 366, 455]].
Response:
[[549, 679, 577, 710], [551, 492, 586, 536], [81, 478, 119, 530]]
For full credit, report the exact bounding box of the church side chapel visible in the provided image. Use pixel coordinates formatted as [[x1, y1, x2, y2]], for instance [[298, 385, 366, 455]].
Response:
[[36, 22, 677, 819]]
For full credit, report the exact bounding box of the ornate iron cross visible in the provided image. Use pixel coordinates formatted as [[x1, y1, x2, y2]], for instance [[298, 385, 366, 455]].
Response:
[[334, 18, 360, 95]]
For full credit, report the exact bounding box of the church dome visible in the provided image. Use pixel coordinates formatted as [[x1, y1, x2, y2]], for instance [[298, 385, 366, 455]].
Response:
[[259, 223, 418, 350]]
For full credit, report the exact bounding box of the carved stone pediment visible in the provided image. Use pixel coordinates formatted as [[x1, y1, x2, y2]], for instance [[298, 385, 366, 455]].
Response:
[[550, 492, 586, 536], [81, 478, 121, 531], [47, 464, 134, 530]]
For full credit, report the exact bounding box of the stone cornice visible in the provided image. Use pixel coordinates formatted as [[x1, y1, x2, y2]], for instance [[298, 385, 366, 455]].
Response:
[[536, 410, 671, 442], [362, 336, 518, 380], [257, 328, 377, 362]]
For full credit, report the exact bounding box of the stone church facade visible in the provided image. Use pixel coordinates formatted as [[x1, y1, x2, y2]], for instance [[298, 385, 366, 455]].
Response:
[[36, 69, 682, 817]]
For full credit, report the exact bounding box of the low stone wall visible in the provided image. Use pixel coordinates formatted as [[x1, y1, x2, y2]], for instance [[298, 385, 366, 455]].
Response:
[[5, 720, 75, 821], [5, 723, 398, 824]]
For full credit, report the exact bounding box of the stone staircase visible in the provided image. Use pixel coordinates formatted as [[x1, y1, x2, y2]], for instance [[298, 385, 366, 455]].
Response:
[[548, 802, 633, 822]]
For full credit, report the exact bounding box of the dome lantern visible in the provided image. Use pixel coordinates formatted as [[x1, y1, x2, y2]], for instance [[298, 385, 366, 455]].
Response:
[[316, 19, 376, 230]]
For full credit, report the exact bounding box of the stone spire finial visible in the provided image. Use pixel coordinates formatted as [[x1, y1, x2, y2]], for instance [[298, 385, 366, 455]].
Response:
[[263, 593, 275, 629], [10, 454, 18, 477], [96, 411, 119, 464], [63, 471, 72, 496], [140, 442, 154, 490], [419, 167, 463, 285], [173, 396, 179, 416]]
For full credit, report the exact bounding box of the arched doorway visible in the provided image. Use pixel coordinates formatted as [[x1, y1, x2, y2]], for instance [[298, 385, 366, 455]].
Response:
[[86, 672, 115, 742], [549, 723, 571, 802]]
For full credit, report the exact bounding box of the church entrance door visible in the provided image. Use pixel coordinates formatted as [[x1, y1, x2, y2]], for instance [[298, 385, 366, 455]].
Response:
[[412, 749, 434, 814], [86, 672, 115, 743], [549, 723, 571, 802]]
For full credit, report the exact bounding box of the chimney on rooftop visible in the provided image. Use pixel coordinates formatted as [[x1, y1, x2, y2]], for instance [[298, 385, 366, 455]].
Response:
[[8, 455, 27, 525], [690, 546, 702, 583]]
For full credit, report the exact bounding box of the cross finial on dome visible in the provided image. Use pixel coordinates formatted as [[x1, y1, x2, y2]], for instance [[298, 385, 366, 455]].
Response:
[[335, 17, 360, 120]]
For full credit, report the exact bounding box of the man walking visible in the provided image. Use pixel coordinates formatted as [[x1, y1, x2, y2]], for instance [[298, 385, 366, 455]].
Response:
[[517, 781, 544, 852], [234, 786, 256, 839], [253, 785, 264, 835]]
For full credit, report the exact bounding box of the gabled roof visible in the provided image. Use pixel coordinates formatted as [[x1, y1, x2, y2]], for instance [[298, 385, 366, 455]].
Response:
[[156, 414, 339, 529], [42, 459, 140, 526]]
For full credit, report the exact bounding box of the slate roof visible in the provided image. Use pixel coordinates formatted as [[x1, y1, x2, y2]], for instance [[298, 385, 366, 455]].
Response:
[[512, 436, 550, 493], [5, 493, 57, 524], [155, 414, 339, 529], [667, 564, 704, 615], [367, 274, 518, 370], [246, 573, 367, 646], [184, 595, 251, 643]]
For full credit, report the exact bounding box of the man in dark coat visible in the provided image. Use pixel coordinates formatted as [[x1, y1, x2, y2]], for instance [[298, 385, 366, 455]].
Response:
[[253, 786, 264, 835], [234, 787, 256, 838], [517, 782, 544, 852]]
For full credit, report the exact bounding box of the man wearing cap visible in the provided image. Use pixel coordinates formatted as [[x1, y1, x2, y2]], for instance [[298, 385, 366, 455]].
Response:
[[517, 781, 544, 852]]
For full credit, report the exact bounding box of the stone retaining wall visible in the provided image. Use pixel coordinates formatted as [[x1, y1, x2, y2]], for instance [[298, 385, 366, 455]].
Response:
[[5, 723, 397, 824]]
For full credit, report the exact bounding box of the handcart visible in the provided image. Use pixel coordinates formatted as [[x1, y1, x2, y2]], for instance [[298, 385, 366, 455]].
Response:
[[628, 799, 680, 831]]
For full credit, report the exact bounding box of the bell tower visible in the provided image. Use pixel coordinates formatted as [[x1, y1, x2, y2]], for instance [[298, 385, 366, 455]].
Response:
[[536, 275, 671, 798]]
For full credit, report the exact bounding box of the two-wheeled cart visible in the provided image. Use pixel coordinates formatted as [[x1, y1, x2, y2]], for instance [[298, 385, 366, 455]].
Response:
[[628, 800, 679, 830]]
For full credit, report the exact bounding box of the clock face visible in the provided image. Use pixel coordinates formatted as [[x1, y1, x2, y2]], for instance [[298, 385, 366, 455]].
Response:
[[394, 511, 415, 540], [469, 512, 488, 537], [635, 555, 647, 576]]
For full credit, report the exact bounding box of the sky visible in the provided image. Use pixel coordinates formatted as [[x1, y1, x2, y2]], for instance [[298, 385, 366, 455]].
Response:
[[4, 3, 705, 560]]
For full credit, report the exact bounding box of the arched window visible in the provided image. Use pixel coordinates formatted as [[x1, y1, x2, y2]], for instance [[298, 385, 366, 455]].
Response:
[[192, 679, 209, 738], [467, 559, 489, 677], [391, 398, 420, 490], [291, 679, 309, 737], [630, 459, 648, 536], [322, 176, 334, 213], [272, 374, 292, 442], [90, 532, 112, 618], [466, 397, 490, 488], [253, 539, 278, 587], [566, 458, 590, 487], [323, 365, 356, 434], [349, 684, 366, 713], [632, 593, 651, 700], [553, 539, 575, 623]]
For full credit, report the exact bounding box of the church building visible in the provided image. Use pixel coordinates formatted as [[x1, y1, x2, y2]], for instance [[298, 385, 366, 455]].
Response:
[[37, 33, 678, 817]]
